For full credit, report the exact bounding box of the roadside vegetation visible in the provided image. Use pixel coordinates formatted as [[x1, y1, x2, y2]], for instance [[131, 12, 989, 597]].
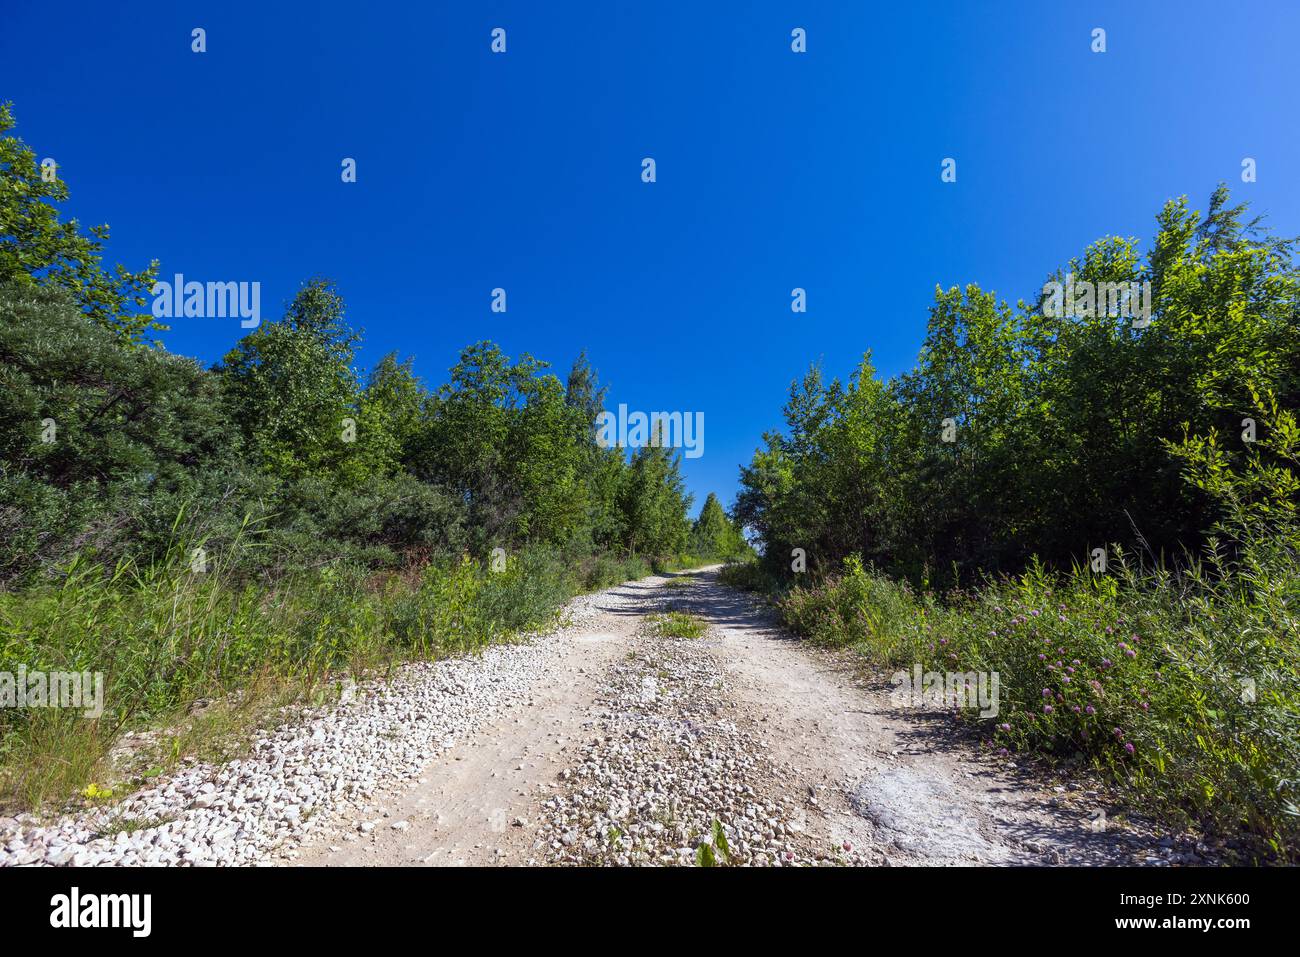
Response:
[[649, 611, 707, 640], [727, 189, 1300, 859], [0, 103, 749, 810]]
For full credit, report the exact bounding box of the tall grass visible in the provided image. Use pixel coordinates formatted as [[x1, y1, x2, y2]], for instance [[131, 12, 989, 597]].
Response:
[[772, 550, 1299, 856]]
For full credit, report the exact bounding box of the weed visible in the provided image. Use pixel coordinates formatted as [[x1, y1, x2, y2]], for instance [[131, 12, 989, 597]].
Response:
[[649, 612, 706, 640]]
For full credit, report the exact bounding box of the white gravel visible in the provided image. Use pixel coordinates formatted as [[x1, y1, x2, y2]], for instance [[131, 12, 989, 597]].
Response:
[[0, 591, 614, 867], [533, 601, 866, 866]]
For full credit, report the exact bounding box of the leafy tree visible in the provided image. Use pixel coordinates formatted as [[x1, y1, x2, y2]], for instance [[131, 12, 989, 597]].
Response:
[[219, 279, 363, 483], [0, 103, 160, 345], [0, 283, 232, 579], [739, 188, 1300, 586], [689, 492, 747, 559], [620, 425, 692, 556], [415, 342, 591, 551], [566, 351, 628, 552], [353, 352, 428, 478]]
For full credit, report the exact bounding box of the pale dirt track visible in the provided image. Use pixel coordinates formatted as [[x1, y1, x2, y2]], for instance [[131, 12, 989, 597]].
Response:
[[292, 568, 1165, 867]]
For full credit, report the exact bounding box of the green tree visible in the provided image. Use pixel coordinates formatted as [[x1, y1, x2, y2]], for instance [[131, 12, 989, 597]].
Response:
[[566, 351, 628, 552], [738, 188, 1300, 585], [689, 492, 747, 559], [0, 283, 232, 580], [620, 425, 692, 556], [0, 103, 161, 345], [415, 342, 589, 550], [353, 352, 428, 479], [219, 279, 363, 483]]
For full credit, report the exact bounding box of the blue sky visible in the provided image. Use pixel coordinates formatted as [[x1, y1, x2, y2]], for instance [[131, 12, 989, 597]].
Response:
[[2, 1, 1295, 514]]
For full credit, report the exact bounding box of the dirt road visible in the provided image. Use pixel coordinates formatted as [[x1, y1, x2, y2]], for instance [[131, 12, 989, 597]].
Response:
[[292, 568, 1165, 867]]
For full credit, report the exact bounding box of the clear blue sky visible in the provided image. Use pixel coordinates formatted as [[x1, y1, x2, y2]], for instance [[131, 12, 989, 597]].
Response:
[[2, 1, 1295, 515]]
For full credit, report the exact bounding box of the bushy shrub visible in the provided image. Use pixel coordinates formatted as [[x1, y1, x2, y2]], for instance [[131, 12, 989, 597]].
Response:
[[478, 547, 575, 635], [717, 558, 783, 594], [781, 555, 921, 656], [580, 554, 643, 591]]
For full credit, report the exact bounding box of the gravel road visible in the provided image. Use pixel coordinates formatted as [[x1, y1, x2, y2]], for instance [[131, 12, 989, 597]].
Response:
[[1, 568, 1201, 867]]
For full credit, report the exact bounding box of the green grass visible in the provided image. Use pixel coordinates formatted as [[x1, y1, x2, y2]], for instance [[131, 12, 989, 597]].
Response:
[[578, 554, 653, 591], [652, 553, 716, 575], [94, 813, 175, 840], [649, 611, 707, 640]]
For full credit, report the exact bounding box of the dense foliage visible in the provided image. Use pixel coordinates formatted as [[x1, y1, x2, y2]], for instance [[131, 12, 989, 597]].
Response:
[[736, 187, 1299, 583]]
